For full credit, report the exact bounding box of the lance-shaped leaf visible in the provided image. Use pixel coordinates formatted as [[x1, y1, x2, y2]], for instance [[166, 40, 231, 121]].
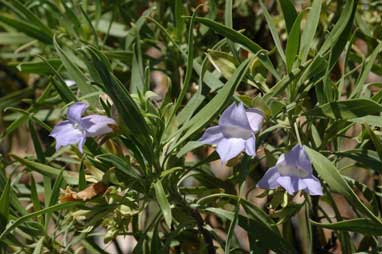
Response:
[[305, 146, 382, 225], [83, 47, 154, 162], [311, 218, 382, 236], [154, 181, 172, 228], [310, 99, 382, 120], [0, 178, 11, 232]]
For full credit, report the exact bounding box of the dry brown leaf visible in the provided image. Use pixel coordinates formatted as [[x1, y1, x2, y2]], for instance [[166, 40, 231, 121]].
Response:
[[59, 182, 107, 203]]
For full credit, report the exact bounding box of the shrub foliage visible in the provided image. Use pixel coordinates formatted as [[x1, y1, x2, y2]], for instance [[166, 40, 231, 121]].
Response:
[[0, 0, 382, 253]]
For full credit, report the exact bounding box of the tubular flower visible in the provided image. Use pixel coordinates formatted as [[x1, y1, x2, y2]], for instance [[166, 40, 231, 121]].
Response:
[[199, 102, 264, 164], [257, 145, 323, 196], [50, 102, 116, 153]]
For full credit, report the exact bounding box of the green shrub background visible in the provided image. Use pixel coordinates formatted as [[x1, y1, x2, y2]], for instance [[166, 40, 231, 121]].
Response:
[[0, 0, 382, 253]]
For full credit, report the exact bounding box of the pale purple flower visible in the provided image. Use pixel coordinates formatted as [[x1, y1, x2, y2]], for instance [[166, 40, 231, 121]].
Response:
[[257, 145, 323, 196], [199, 102, 264, 164], [49, 102, 116, 153]]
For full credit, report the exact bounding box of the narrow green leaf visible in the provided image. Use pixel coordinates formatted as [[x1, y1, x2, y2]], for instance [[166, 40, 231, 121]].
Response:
[[32, 237, 44, 254], [0, 170, 27, 216], [300, 0, 322, 62], [102, 50, 133, 61], [285, 13, 303, 72], [264, 61, 308, 101], [278, 0, 297, 33], [318, 0, 356, 55], [78, 160, 86, 191], [130, 44, 144, 93], [153, 181, 172, 228], [193, 58, 224, 91], [175, 0, 184, 42], [224, 0, 240, 61], [240, 209, 296, 254], [349, 116, 382, 128], [79, 6, 99, 48], [37, 56, 77, 104], [83, 47, 153, 161], [172, 7, 197, 115], [207, 50, 237, 80], [259, 0, 285, 62], [191, 17, 261, 51], [151, 221, 163, 254], [48, 170, 64, 206], [326, 4, 356, 71], [28, 120, 46, 163], [176, 93, 205, 127], [311, 218, 382, 236], [205, 207, 234, 220], [310, 99, 382, 120], [0, 114, 28, 142], [51, 78, 77, 103], [95, 19, 127, 38], [364, 125, 382, 164], [62, 2, 84, 37], [16, 59, 61, 74], [125, 8, 152, 49], [29, 175, 42, 213], [53, 37, 97, 105], [0, 202, 82, 240], [96, 154, 142, 179], [350, 42, 382, 98], [336, 149, 382, 173], [3, 108, 53, 131], [176, 141, 203, 158], [145, 17, 225, 90], [11, 155, 78, 185], [0, 178, 11, 232], [207, 205, 296, 254], [0, 87, 33, 111], [43, 176, 51, 211], [191, 17, 280, 79], [225, 205, 239, 254], [224, 0, 233, 29], [0, 32, 31, 44], [81, 239, 109, 254], [4, 0, 52, 35], [0, 14, 52, 44], [305, 146, 382, 224]]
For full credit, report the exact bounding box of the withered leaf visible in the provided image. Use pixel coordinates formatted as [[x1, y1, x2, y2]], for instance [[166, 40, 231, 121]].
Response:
[[60, 182, 107, 202]]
